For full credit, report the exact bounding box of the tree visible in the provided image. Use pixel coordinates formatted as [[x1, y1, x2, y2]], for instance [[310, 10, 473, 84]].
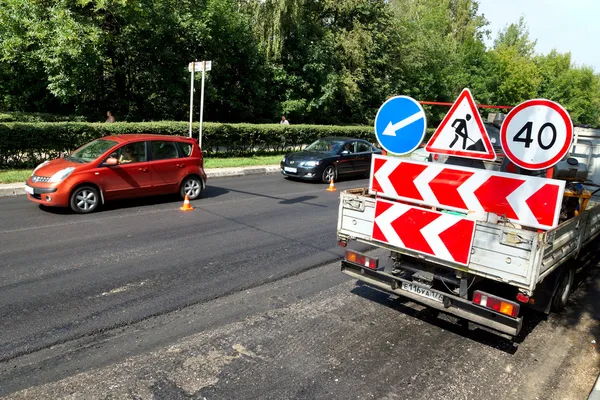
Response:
[[488, 17, 541, 106], [537, 51, 600, 126], [0, 0, 271, 122], [493, 16, 536, 57], [0, 0, 598, 127]]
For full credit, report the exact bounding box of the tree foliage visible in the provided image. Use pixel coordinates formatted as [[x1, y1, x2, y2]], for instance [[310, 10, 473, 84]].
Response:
[[0, 0, 598, 127]]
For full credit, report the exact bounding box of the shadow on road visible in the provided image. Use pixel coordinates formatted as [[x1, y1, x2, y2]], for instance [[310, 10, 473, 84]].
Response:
[[223, 187, 326, 208], [349, 282, 527, 354], [552, 240, 600, 349], [346, 240, 600, 356], [199, 185, 230, 199], [38, 186, 230, 214], [283, 174, 368, 184]]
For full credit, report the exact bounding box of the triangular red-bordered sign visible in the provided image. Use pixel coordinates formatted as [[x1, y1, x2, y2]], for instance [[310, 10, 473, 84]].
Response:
[[426, 88, 496, 161]]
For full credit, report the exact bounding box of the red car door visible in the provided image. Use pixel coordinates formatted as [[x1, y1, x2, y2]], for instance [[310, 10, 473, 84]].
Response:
[[101, 141, 154, 200], [149, 140, 188, 194]]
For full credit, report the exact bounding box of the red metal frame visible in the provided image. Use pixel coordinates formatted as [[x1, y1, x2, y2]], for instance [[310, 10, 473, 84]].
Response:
[[418, 101, 513, 109]]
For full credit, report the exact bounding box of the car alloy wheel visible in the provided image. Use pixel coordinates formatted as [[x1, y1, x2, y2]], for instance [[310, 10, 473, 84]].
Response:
[[181, 176, 202, 200], [70, 186, 99, 214], [322, 166, 336, 183]]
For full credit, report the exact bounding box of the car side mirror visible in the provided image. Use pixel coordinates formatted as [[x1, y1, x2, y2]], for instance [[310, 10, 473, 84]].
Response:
[[105, 157, 118, 166], [341, 150, 350, 155]]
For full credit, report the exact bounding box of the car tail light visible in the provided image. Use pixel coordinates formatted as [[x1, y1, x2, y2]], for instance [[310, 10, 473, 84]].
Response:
[[473, 290, 520, 318], [345, 250, 378, 270], [433, 154, 439, 161]]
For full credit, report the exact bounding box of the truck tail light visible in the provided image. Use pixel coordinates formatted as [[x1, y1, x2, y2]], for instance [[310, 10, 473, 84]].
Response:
[[345, 250, 378, 270], [516, 292, 530, 303], [473, 290, 520, 318]]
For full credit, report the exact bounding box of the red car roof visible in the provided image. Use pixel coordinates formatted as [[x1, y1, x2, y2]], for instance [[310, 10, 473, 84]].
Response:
[[101, 134, 195, 143]]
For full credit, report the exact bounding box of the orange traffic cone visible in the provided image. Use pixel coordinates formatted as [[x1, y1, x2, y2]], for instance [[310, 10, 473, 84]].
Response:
[[180, 194, 194, 211], [326, 178, 336, 192]]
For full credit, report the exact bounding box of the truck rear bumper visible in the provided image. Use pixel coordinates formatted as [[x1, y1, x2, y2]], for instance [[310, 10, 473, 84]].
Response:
[[341, 261, 523, 337]]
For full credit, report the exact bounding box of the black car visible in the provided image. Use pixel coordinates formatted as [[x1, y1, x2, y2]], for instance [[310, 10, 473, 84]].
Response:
[[281, 137, 382, 183]]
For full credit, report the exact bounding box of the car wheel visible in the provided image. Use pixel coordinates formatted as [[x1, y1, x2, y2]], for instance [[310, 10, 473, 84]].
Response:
[[322, 165, 336, 183], [180, 176, 203, 200], [70, 186, 100, 214], [552, 268, 574, 312]]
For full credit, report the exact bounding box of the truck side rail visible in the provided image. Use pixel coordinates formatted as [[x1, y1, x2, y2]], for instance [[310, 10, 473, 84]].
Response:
[[537, 201, 600, 285]]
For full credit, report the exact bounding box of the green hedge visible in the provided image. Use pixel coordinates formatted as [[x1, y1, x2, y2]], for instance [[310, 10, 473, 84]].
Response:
[[0, 112, 87, 123], [0, 121, 375, 168]]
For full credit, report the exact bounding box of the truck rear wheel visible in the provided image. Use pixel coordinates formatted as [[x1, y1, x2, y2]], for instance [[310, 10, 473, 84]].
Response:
[[552, 268, 574, 312]]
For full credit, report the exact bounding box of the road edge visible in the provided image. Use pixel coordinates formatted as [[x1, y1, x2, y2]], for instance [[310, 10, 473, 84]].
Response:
[[0, 165, 281, 198], [589, 373, 600, 400]]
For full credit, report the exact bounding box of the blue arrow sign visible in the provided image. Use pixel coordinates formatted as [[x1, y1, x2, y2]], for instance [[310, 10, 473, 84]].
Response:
[[374, 96, 427, 155]]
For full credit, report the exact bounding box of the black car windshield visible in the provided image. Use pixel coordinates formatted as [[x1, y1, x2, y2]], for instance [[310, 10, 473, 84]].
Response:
[[305, 138, 345, 153], [69, 139, 118, 163], [484, 123, 500, 146]]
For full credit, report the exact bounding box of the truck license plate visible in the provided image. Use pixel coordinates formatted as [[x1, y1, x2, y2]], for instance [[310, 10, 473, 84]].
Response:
[[284, 167, 297, 173], [401, 282, 444, 303]]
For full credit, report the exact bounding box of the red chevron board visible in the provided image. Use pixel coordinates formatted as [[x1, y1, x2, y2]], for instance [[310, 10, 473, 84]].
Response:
[[369, 154, 566, 230], [372, 198, 476, 266]]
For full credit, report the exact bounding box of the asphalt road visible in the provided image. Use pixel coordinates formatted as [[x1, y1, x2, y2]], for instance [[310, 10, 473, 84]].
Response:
[[1, 173, 599, 399], [0, 174, 369, 364]]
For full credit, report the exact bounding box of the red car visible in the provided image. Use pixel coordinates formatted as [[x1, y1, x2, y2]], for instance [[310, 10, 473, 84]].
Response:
[[25, 134, 206, 213]]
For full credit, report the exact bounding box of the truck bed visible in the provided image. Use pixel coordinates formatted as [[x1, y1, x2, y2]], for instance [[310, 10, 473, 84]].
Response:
[[338, 188, 600, 295]]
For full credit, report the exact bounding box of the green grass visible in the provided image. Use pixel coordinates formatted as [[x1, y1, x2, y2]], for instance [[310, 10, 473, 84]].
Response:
[[0, 155, 283, 184], [0, 169, 32, 184], [204, 155, 282, 168]]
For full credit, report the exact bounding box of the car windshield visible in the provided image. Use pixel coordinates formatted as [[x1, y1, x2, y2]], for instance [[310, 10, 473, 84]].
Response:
[[484, 123, 500, 146], [304, 138, 345, 153], [68, 139, 119, 163]]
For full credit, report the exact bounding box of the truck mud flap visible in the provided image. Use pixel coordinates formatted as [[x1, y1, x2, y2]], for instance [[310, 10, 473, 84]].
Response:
[[341, 261, 523, 337]]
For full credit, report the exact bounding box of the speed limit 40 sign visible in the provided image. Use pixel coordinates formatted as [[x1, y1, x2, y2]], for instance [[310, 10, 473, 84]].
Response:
[[501, 99, 573, 170]]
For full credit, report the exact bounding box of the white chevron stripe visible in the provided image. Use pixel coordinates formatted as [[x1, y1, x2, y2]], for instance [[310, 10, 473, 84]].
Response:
[[373, 157, 399, 197], [506, 179, 552, 227], [456, 172, 488, 213], [419, 214, 460, 262], [374, 201, 409, 247], [413, 163, 442, 206]]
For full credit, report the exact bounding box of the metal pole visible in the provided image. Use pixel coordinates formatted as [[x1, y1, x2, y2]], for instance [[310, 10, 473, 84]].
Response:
[[188, 62, 195, 137], [199, 61, 206, 149]]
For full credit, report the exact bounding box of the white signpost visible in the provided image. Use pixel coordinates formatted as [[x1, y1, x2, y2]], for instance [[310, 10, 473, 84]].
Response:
[[188, 61, 212, 148]]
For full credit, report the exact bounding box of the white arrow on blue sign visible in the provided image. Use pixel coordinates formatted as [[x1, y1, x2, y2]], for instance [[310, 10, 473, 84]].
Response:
[[374, 96, 427, 155]]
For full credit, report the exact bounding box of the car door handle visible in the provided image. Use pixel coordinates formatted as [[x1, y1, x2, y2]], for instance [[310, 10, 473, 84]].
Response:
[[138, 167, 149, 172], [176, 164, 185, 168]]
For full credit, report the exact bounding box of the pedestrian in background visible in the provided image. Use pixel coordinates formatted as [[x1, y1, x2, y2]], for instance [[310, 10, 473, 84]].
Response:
[[105, 111, 116, 123], [280, 115, 290, 125]]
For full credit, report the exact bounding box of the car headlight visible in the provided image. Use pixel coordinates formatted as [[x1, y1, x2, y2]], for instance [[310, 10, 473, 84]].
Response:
[[302, 161, 321, 167], [49, 167, 75, 183], [32, 161, 49, 175]]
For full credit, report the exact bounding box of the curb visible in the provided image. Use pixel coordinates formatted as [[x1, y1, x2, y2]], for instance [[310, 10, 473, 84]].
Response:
[[0, 165, 281, 198], [0, 183, 27, 198], [206, 165, 280, 178]]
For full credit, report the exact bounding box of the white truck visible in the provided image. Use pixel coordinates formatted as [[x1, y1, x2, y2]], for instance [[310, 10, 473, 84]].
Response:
[[338, 134, 600, 338]]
